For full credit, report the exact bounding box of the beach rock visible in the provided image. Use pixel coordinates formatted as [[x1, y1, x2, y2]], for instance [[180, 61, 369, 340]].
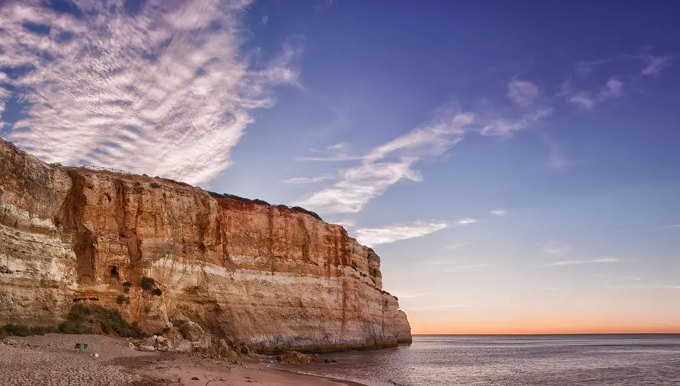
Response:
[[0, 137, 412, 352], [217, 339, 238, 358], [278, 350, 322, 365], [236, 342, 251, 356], [129, 342, 136, 350], [138, 345, 155, 352], [156, 339, 172, 352], [6, 340, 17, 346], [179, 322, 204, 342], [173, 339, 193, 353]]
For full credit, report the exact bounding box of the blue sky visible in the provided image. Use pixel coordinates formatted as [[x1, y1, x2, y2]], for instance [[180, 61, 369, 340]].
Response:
[[1, 0, 679, 332]]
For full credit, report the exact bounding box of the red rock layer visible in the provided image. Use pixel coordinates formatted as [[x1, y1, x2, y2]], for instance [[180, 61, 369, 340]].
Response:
[[0, 139, 411, 351]]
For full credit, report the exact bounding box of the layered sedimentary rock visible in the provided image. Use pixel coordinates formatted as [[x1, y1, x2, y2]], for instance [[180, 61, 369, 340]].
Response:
[[0, 139, 411, 351]]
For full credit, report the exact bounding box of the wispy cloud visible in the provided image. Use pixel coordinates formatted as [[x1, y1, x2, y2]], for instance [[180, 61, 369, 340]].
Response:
[[506, 79, 539, 106], [0, 0, 299, 185], [574, 53, 673, 77], [332, 218, 357, 229], [546, 258, 620, 267], [489, 209, 507, 216], [609, 224, 680, 233], [296, 157, 424, 213], [296, 143, 365, 162], [443, 263, 489, 272], [314, 0, 336, 13], [538, 241, 572, 256], [354, 220, 451, 247], [624, 276, 643, 282], [390, 291, 429, 299], [445, 241, 469, 250], [605, 284, 680, 290], [401, 305, 473, 310], [575, 57, 621, 77], [538, 131, 577, 170], [455, 218, 477, 225], [565, 52, 672, 110], [296, 91, 553, 214], [641, 55, 673, 76], [296, 109, 474, 213], [479, 108, 553, 136], [567, 78, 624, 110], [282, 175, 335, 184]]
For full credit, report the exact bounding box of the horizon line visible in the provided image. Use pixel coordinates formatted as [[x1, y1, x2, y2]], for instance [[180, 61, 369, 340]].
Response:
[[412, 332, 680, 336]]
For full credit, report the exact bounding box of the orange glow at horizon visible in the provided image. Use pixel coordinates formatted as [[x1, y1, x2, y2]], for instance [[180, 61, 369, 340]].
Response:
[[410, 319, 680, 335]]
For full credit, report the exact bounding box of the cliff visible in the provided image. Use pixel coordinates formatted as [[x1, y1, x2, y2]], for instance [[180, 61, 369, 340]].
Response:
[[0, 138, 411, 352]]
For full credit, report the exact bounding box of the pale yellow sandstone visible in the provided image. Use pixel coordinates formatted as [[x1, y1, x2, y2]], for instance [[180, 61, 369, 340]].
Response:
[[0, 138, 411, 351]]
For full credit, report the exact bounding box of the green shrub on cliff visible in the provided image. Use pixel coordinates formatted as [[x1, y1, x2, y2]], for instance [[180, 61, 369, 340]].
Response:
[[0, 324, 59, 338], [140, 276, 156, 291], [0, 324, 58, 338]]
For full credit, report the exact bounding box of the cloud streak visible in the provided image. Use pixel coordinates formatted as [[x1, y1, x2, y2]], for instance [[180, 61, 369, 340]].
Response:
[[641, 55, 673, 76], [443, 263, 489, 272], [401, 305, 473, 310], [567, 78, 624, 110], [282, 175, 335, 184], [506, 79, 539, 106], [354, 220, 452, 247], [490, 209, 507, 216], [605, 284, 680, 290], [0, 0, 299, 185], [445, 241, 469, 250], [296, 109, 475, 213], [538, 241, 572, 256], [297, 101, 550, 214], [546, 258, 620, 267]]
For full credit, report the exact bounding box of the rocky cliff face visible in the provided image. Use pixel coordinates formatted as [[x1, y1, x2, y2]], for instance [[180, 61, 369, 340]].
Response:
[[0, 138, 411, 352]]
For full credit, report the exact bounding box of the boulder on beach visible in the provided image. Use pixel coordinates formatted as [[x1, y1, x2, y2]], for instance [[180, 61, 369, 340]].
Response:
[[178, 322, 204, 342], [173, 339, 193, 353], [277, 350, 323, 365]]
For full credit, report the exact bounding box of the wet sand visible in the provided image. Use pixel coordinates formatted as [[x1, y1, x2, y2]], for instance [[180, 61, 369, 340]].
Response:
[[0, 334, 363, 386], [138, 355, 364, 386]]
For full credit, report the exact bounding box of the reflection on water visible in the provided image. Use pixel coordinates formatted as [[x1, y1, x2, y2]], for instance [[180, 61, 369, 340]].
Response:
[[283, 335, 680, 386]]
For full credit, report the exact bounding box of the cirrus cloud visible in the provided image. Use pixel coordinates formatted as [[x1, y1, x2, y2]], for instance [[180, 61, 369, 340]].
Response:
[[0, 0, 299, 185], [355, 220, 450, 247], [353, 218, 475, 247], [507, 79, 539, 106]]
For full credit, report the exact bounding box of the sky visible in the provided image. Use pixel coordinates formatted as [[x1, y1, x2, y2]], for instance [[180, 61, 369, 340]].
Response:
[[1, 0, 679, 334]]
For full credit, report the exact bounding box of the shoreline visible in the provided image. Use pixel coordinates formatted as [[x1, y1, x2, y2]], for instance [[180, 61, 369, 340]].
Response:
[[136, 354, 370, 386], [267, 366, 369, 386], [0, 333, 370, 386]]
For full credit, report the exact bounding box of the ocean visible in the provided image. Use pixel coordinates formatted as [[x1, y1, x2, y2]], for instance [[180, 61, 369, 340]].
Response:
[[287, 334, 680, 386]]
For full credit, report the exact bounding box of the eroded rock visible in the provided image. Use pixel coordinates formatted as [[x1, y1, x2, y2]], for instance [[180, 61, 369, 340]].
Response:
[[173, 339, 193, 353], [0, 138, 412, 352], [278, 351, 323, 365]]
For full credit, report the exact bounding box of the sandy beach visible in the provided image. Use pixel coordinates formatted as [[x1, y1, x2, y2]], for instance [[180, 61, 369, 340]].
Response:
[[0, 334, 363, 386]]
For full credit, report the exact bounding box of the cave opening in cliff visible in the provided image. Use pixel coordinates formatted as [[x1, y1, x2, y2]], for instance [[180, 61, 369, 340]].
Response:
[[109, 266, 120, 283]]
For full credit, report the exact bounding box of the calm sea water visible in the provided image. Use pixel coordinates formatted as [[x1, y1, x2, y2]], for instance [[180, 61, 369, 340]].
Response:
[[286, 335, 680, 386]]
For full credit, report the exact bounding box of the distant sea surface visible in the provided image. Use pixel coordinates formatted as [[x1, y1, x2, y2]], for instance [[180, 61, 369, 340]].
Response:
[[286, 334, 680, 386]]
